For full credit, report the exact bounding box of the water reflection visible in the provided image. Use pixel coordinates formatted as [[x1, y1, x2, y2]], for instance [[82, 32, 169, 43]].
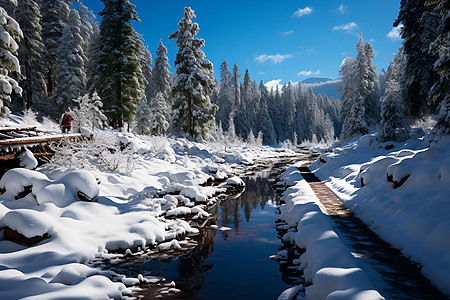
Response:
[[138, 163, 296, 299]]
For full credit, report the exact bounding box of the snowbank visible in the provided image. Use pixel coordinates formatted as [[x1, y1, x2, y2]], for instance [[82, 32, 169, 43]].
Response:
[[0, 114, 297, 299], [310, 132, 450, 296], [278, 166, 383, 300]]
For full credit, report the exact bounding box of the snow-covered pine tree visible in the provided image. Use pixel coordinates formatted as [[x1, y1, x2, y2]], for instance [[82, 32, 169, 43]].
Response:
[[339, 35, 380, 141], [246, 129, 256, 145], [355, 34, 380, 125], [232, 63, 241, 108], [16, 0, 46, 109], [270, 85, 283, 142], [86, 91, 106, 130], [216, 59, 233, 131], [427, 0, 450, 139], [78, 2, 97, 68], [55, 9, 86, 110], [152, 39, 172, 99], [341, 97, 368, 141], [138, 41, 152, 103], [323, 113, 335, 144], [338, 56, 356, 124], [133, 99, 152, 135], [90, 0, 144, 128], [380, 80, 410, 142], [281, 81, 296, 142], [0, 5, 22, 117], [72, 91, 106, 132], [169, 7, 217, 140], [395, 0, 439, 119], [0, 0, 16, 16], [256, 80, 276, 144], [235, 70, 258, 139], [40, 0, 70, 97], [148, 91, 170, 135]]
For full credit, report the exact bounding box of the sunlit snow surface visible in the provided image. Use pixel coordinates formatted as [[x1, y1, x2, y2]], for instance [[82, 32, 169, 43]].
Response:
[[0, 114, 293, 299], [309, 131, 450, 296]]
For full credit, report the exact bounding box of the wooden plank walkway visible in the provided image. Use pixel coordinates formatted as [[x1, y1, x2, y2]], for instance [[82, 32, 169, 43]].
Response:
[[298, 163, 447, 300]]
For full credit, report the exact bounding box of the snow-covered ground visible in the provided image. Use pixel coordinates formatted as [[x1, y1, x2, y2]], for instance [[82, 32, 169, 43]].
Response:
[[277, 165, 384, 300], [0, 114, 294, 299], [278, 128, 449, 298]]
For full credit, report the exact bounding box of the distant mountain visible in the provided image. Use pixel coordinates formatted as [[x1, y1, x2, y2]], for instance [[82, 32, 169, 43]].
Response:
[[302, 77, 335, 84], [302, 78, 342, 99]]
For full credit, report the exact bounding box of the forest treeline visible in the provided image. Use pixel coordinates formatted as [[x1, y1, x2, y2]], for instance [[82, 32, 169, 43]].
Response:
[[0, 0, 448, 144]]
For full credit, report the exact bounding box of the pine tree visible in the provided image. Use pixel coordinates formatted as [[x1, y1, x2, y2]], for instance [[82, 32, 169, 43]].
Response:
[[216, 59, 233, 131], [0, 0, 16, 16], [0, 5, 22, 117], [169, 7, 217, 139], [256, 81, 276, 144], [152, 39, 172, 98], [55, 9, 86, 110], [232, 63, 241, 108], [395, 0, 439, 118], [339, 35, 380, 141], [281, 81, 296, 141], [86, 91, 106, 130], [338, 56, 356, 124], [341, 98, 368, 141], [40, 0, 70, 97], [16, 0, 46, 109], [90, 0, 144, 128], [148, 91, 170, 135], [133, 99, 152, 135], [380, 80, 410, 142], [355, 35, 380, 125], [78, 2, 97, 68], [72, 91, 106, 132], [427, 0, 450, 138], [138, 41, 152, 103]]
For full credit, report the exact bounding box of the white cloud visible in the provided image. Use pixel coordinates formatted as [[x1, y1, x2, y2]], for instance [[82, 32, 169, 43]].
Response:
[[255, 53, 293, 64], [306, 48, 314, 54], [265, 79, 283, 90], [333, 22, 358, 32], [336, 3, 347, 14], [297, 69, 320, 76], [281, 30, 294, 36], [293, 7, 313, 17], [387, 25, 402, 41], [258, 71, 265, 75]]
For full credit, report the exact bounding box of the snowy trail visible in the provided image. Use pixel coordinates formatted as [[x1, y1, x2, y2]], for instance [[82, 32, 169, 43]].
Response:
[[298, 164, 447, 299]]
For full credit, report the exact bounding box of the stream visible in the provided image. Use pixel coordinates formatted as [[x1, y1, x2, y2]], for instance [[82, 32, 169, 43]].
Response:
[[136, 158, 306, 299], [89, 154, 311, 300]]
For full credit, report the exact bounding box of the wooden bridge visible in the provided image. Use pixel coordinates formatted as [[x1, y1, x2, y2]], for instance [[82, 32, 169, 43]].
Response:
[[0, 127, 82, 174]]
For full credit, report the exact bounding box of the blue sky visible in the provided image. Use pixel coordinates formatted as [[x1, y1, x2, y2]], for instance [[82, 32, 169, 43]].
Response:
[[84, 0, 402, 86]]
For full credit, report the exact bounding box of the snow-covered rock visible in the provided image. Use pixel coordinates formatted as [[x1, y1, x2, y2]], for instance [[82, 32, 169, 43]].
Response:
[[3, 209, 53, 239], [56, 170, 100, 202], [226, 176, 245, 187]]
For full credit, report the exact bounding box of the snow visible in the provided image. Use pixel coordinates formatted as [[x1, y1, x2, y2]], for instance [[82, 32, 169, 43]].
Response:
[[278, 166, 384, 299], [18, 148, 38, 169], [226, 176, 245, 187], [3, 209, 53, 238], [310, 132, 450, 296], [0, 113, 291, 299]]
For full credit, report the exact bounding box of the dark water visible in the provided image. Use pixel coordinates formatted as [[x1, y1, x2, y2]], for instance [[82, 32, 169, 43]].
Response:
[[138, 164, 300, 299]]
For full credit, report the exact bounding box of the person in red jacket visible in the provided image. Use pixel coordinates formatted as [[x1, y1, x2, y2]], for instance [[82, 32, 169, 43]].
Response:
[[60, 108, 72, 133]]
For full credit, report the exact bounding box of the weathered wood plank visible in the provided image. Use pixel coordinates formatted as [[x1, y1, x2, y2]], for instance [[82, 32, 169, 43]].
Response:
[[0, 134, 82, 147]]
